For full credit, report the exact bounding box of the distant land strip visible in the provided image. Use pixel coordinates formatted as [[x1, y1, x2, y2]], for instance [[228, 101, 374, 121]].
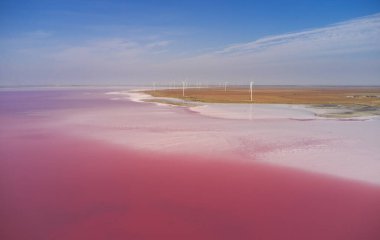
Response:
[[144, 87, 380, 106]]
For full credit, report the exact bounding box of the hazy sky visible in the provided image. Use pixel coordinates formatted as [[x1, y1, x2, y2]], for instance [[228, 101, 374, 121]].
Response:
[[1, 0, 380, 86]]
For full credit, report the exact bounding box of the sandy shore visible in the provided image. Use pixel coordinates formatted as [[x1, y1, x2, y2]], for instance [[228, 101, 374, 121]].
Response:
[[144, 87, 380, 105]]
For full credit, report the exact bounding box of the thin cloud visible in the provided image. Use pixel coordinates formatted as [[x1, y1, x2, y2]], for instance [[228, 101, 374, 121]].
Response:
[[215, 13, 380, 57], [146, 40, 172, 49], [51, 38, 173, 63], [25, 30, 53, 39]]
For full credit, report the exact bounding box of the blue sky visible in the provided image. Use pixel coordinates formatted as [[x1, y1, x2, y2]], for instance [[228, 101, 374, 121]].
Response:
[[1, 0, 380, 85]]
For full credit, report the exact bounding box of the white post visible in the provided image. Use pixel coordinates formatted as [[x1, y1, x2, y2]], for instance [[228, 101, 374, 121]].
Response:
[[250, 81, 254, 102], [182, 81, 185, 97], [153, 82, 156, 91], [224, 82, 228, 92]]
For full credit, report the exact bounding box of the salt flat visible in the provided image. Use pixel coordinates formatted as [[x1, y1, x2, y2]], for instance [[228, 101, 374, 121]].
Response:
[[100, 90, 380, 184]]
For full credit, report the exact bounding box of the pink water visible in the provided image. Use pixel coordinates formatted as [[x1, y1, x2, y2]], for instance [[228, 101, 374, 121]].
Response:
[[1, 89, 380, 240]]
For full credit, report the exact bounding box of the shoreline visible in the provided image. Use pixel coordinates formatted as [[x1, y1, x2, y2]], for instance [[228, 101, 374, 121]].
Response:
[[138, 87, 380, 119]]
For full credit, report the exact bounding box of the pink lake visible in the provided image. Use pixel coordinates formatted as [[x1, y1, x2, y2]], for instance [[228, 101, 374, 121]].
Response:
[[1, 88, 380, 240]]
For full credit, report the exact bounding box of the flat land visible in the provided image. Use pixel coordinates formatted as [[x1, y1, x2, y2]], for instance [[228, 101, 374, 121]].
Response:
[[144, 87, 380, 106]]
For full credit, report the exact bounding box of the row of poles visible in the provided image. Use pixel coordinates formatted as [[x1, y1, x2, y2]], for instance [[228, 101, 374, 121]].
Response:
[[153, 81, 255, 102]]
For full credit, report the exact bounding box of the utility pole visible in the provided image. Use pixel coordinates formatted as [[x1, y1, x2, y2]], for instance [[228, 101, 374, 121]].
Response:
[[250, 81, 254, 102]]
